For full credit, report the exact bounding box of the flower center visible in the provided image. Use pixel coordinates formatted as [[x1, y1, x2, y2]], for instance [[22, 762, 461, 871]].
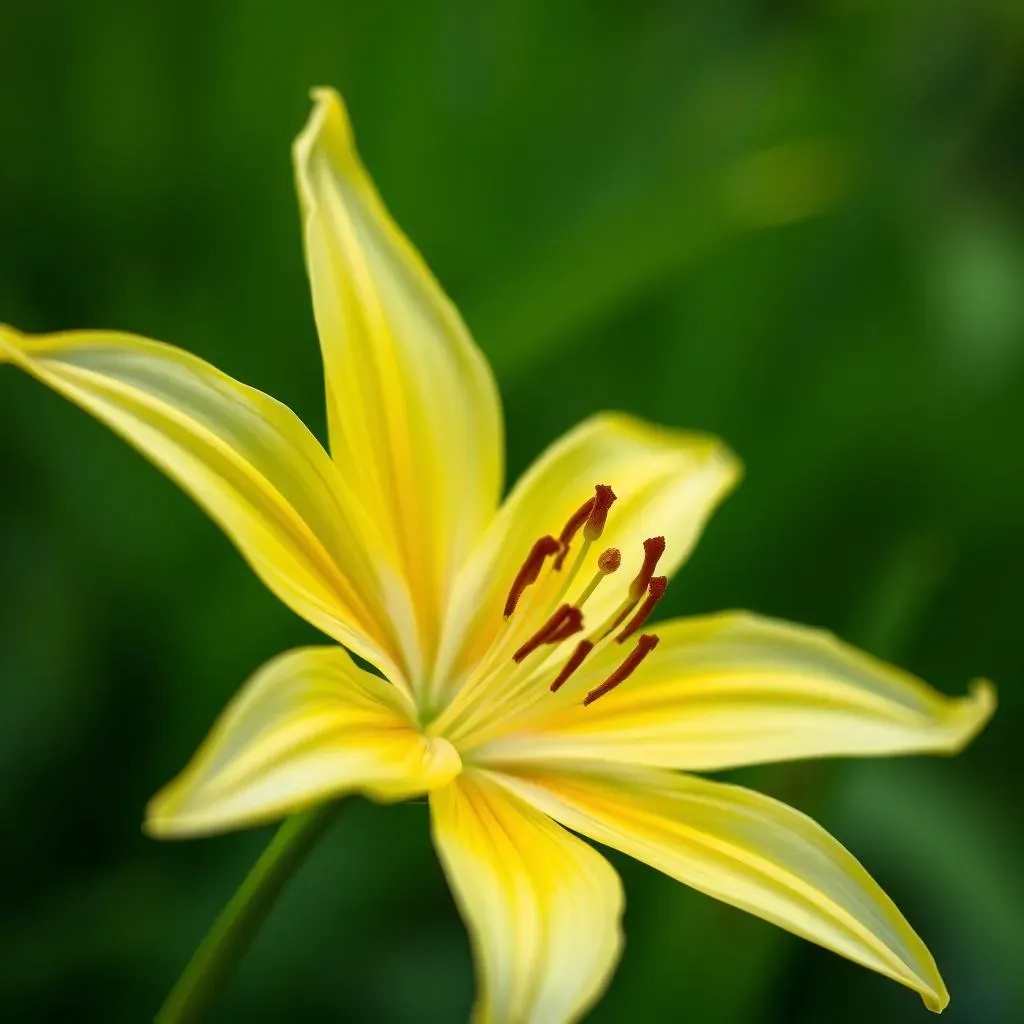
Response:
[[497, 485, 667, 705], [430, 484, 670, 745]]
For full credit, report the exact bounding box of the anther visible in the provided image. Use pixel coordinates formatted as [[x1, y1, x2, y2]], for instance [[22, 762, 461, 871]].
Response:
[[583, 485, 616, 541], [513, 604, 583, 663], [549, 639, 594, 692], [616, 576, 668, 643], [553, 497, 597, 570], [596, 538, 662, 638], [583, 633, 660, 705], [504, 535, 560, 618], [544, 606, 584, 644], [628, 536, 666, 601]]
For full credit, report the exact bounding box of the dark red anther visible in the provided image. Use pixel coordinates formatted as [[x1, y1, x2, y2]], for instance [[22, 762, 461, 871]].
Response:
[[583, 634, 660, 705], [628, 536, 666, 601], [544, 606, 584, 644], [583, 485, 616, 541], [549, 639, 594, 692], [504, 535, 560, 618], [616, 576, 668, 643], [513, 604, 583, 663], [553, 497, 597, 570]]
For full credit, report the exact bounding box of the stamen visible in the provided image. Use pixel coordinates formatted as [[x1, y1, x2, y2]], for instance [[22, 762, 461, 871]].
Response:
[[549, 639, 594, 692], [583, 633, 660, 705], [513, 604, 583, 663], [575, 547, 622, 608], [616, 576, 668, 642], [553, 496, 596, 571], [598, 601, 635, 640], [544, 606, 585, 644], [550, 485, 616, 607], [504, 535, 560, 618], [629, 536, 666, 601], [587, 537, 665, 640], [584, 485, 616, 541]]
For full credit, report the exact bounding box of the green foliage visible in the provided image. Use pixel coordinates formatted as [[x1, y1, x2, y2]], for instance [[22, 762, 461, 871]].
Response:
[[1, 0, 1021, 1020]]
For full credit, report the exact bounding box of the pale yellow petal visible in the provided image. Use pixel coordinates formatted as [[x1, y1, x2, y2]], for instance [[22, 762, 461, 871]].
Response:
[[294, 88, 503, 681], [147, 647, 460, 838], [1, 325, 417, 690], [501, 765, 948, 1013], [474, 611, 995, 770], [434, 413, 740, 710], [429, 770, 623, 1024]]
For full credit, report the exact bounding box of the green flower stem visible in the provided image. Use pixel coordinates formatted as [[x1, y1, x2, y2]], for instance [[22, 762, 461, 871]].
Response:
[[156, 803, 341, 1023]]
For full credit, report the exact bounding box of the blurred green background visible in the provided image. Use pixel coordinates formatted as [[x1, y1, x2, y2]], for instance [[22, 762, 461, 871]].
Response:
[[1, 0, 1022, 1021]]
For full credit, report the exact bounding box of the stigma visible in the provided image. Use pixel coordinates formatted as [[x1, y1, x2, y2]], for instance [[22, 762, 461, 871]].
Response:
[[499, 484, 668, 704]]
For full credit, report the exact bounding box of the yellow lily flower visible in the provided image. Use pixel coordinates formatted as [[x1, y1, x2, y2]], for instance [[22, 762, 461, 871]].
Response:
[[1, 88, 994, 1021]]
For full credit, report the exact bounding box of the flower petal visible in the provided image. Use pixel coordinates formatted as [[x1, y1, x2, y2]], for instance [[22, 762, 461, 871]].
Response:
[[435, 413, 740, 706], [294, 88, 503, 679], [501, 765, 949, 1013], [474, 612, 995, 770], [429, 770, 623, 1024], [1, 326, 420, 689], [147, 647, 460, 838]]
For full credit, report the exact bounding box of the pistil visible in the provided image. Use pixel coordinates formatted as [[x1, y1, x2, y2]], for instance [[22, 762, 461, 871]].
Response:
[[543, 541, 669, 701], [575, 547, 621, 609]]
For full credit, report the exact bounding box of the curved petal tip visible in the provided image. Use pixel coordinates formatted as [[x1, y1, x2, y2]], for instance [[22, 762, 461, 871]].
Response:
[[923, 981, 950, 1014], [945, 678, 996, 753], [294, 86, 353, 174]]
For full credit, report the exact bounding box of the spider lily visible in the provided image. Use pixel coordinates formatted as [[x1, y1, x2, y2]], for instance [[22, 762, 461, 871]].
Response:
[[0, 88, 994, 1022]]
